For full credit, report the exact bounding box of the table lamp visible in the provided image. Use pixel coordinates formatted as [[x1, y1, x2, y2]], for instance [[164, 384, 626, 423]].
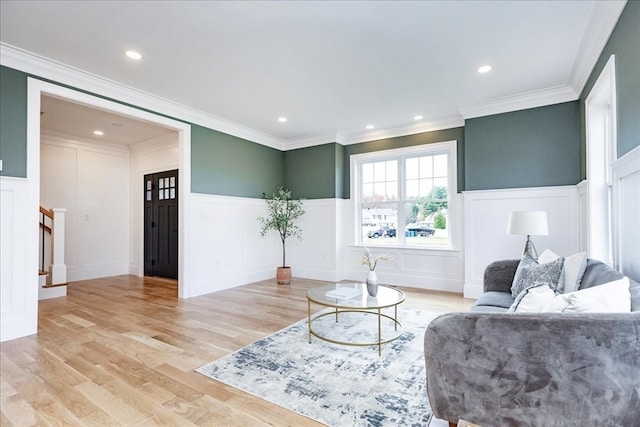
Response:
[[507, 211, 548, 259]]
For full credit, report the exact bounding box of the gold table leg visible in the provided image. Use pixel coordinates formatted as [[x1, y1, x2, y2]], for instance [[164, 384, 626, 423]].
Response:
[[377, 307, 382, 356], [308, 298, 311, 343]]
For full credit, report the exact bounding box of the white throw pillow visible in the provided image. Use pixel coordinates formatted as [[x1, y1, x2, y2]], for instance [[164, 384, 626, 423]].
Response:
[[509, 284, 557, 312], [536, 249, 588, 293], [537, 249, 560, 264], [561, 251, 588, 293], [542, 277, 631, 313]]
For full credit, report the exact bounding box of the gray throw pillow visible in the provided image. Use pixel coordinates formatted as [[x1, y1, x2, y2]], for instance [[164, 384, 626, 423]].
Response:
[[511, 257, 565, 298], [511, 254, 538, 297]]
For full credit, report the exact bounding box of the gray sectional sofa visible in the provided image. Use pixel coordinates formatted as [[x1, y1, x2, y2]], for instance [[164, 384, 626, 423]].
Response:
[[424, 259, 640, 427]]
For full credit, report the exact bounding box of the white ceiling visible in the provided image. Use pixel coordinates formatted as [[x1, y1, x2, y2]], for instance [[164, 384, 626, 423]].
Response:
[[0, 1, 627, 148]]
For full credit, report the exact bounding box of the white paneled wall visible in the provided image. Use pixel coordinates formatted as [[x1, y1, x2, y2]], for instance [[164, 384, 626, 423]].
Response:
[[339, 197, 464, 293], [0, 177, 38, 342], [613, 146, 640, 282], [463, 186, 581, 299], [40, 133, 131, 281], [183, 193, 279, 297]]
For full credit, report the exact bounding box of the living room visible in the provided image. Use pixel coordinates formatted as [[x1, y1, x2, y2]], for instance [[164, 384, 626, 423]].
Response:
[[1, 1, 639, 425]]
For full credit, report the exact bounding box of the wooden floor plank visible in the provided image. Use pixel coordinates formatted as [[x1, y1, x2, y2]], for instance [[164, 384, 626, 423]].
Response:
[[1, 275, 474, 425]]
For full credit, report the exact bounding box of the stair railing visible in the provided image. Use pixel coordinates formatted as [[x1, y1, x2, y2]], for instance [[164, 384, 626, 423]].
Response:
[[38, 206, 67, 286], [39, 206, 53, 274]]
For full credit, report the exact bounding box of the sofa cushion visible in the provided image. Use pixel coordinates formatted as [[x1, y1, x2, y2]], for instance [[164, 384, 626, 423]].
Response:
[[473, 291, 515, 310], [511, 256, 564, 297], [580, 259, 624, 289]]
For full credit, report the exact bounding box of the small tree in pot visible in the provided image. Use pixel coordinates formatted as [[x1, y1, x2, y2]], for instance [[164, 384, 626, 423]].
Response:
[[258, 187, 305, 285]]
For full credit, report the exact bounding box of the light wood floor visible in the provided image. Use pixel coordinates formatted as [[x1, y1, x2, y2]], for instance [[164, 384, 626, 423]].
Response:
[[1, 276, 474, 426]]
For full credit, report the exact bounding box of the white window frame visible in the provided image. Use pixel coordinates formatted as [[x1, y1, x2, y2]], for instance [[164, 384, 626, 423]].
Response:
[[351, 140, 458, 249]]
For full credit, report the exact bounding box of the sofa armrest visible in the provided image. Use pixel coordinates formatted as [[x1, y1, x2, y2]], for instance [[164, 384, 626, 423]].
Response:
[[483, 259, 519, 293], [424, 312, 640, 426]]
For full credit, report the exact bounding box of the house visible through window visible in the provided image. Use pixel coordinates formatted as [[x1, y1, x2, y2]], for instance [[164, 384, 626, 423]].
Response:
[[354, 141, 457, 248]]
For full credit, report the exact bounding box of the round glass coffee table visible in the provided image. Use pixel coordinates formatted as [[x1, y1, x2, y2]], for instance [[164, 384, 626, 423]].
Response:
[[307, 283, 405, 356]]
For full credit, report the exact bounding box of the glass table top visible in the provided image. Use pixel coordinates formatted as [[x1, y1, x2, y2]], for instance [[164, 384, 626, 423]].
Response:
[[307, 282, 405, 309]]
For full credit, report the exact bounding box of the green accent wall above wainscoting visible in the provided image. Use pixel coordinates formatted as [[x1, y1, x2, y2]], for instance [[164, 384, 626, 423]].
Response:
[[465, 102, 580, 191], [284, 143, 343, 199], [579, 0, 640, 179], [0, 66, 28, 177], [191, 125, 284, 198]]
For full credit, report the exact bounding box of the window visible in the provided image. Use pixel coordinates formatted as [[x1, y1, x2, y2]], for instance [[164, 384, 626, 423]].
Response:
[[353, 141, 457, 248]]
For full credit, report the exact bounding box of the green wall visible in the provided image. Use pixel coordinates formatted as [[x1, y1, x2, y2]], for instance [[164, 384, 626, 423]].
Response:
[[579, 1, 640, 179], [342, 127, 466, 198], [0, 66, 28, 178], [191, 125, 284, 198], [0, 65, 284, 197], [465, 102, 580, 190], [2, 1, 635, 195], [284, 143, 341, 199]]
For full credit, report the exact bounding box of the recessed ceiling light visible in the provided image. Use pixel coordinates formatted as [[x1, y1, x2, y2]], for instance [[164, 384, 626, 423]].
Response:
[[414, 115, 423, 121], [366, 125, 374, 130], [278, 117, 287, 123], [125, 50, 142, 60], [93, 130, 104, 136], [477, 65, 492, 73]]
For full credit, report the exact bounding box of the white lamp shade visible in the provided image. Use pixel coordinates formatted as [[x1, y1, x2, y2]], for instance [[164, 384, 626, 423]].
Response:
[[507, 211, 548, 236]]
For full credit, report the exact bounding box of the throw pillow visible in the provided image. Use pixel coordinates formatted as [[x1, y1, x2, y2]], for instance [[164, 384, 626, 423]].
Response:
[[533, 249, 588, 293], [542, 277, 631, 313], [511, 257, 565, 298], [561, 251, 588, 293], [537, 249, 560, 264], [510, 253, 538, 297], [508, 283, 557, 312]]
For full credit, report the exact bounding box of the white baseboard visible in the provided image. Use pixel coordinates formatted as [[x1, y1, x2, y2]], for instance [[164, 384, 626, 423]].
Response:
[[39, 285, 67, 300], [67, 263, 131, 282]]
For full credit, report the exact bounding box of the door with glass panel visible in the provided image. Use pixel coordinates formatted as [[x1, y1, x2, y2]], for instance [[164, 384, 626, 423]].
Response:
[[144, 170, 178, 279]]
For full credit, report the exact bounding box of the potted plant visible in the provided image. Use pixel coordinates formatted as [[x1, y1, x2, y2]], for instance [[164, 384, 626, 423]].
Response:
[[258, 187, 305, 285]]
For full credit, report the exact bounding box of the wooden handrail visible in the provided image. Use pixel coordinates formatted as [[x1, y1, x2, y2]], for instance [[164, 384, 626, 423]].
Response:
[[39, 222, 52, 234], [40, 206, 54, 219]]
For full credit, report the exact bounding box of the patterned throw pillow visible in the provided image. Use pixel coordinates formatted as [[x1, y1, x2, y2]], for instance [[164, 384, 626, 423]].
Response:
[[511, 257, 565, 298], [510, 254, 538, 297]]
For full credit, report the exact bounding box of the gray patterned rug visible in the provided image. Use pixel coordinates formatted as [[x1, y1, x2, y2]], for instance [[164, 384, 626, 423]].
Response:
[[196, 306, 440, 426]]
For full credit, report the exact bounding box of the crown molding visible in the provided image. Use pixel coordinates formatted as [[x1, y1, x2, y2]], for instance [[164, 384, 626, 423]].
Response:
[[568, 0, 627, 97], [0, 43, 285, 151], [458, 85, 578, 120], [282, 132, 344, 150], [338, 115, 464, 146]]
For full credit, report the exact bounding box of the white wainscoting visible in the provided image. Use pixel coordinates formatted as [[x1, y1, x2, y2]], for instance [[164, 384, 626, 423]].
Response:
[[463, 185, 580, 299], [40, 133, 132, 282], [338, 198, 465, 293], [183, 193, 279, 297], [613, 146, 640, 282], [1, 177, 38, 342]]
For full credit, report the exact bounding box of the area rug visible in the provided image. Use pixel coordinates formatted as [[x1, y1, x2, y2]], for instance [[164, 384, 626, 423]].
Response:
[[196, 306, 441, 426]]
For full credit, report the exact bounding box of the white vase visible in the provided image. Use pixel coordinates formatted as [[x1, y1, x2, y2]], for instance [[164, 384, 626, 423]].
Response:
[[366, 270, 378, 296]]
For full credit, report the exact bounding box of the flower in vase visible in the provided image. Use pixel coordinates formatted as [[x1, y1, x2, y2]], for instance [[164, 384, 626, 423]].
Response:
[[361, 247, 394, 271]]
